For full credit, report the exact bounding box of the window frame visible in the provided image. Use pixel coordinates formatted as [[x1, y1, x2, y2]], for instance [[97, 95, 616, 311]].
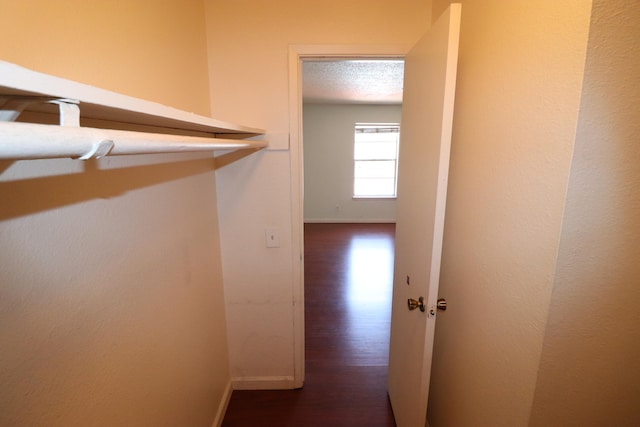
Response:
[[353, 123, 401, 199]]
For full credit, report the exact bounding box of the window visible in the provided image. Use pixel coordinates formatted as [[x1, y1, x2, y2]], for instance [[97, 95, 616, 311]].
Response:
[[353, 123, 400, 198]]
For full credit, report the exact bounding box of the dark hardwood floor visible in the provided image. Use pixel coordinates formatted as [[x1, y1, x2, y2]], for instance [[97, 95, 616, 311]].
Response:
[[222, 223, 397, 427]]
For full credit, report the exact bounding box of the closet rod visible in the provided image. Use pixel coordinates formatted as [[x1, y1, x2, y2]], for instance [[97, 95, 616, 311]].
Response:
[[0, 122, 267, 160]]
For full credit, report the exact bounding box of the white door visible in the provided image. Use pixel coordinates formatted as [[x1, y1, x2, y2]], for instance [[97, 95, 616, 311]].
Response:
[[387, 4, 461, 427]]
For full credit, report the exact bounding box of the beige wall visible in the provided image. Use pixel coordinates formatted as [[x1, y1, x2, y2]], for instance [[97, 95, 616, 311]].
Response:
[[427, 1, 592, 426], [530, 0, 640, 425], [0, 0, 211, 115], [303, 103, 400, 223], [205, 0, 432, 387], [0, 1, 231, 426]]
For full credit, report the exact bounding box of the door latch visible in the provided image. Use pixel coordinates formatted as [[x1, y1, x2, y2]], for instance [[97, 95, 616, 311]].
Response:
[[428, 298, 447, 317]]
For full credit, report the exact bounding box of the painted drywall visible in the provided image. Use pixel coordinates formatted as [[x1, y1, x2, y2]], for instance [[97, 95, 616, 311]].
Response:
[[0, 0, 211, 116], [530, 0, 640, 425], [1, 154, 230, 426], [204, 0, 432, 387], [426, 1, 592, 426], [303, 103, 401, 223], [0, 1, 232, 426]]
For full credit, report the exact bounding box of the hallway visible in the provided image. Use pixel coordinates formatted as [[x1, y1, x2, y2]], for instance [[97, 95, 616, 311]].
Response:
[[222, 223, 397, 426]]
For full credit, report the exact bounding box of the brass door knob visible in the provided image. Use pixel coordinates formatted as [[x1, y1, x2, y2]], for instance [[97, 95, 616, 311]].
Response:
[[407, 296, 426, 312]]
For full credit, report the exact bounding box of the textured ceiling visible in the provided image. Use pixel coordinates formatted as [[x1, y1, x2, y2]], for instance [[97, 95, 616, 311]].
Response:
[[302, 60, 404, 104]]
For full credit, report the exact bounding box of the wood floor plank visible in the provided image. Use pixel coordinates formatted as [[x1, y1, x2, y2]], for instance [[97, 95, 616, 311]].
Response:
[[222, 223, 396, 427]]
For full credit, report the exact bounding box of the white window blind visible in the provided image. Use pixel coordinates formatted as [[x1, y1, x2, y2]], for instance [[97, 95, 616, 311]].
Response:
[[353, 123, 400, 198]]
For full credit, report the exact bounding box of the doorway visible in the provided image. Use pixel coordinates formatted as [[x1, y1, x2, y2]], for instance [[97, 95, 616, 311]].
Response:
[[295, 52, 406, 388]]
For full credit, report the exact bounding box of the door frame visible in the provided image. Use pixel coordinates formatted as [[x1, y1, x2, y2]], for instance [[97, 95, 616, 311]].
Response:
[[287, 44, 412, 387]]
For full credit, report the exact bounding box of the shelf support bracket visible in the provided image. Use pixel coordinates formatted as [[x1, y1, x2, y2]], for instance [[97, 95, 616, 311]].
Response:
[[0, 96, 80, 127], [49, 98, 80, 127]]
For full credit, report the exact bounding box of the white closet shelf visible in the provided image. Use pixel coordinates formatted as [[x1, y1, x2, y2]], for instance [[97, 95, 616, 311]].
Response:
[[0, 60, 266, 160]]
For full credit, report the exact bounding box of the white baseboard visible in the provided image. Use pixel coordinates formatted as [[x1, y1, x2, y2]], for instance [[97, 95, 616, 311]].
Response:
[[232, 375, 299, 390], [211, 380, 233, 427], [304, 218, 396, 224]]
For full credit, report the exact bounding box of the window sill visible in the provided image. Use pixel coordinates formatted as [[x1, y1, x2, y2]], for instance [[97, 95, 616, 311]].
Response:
[[352, 196, 397, 200]]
